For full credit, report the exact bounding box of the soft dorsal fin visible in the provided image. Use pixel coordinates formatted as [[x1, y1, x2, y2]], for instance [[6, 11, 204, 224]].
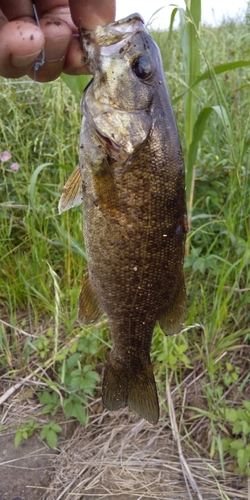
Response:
[[58, 165, 83, 214]]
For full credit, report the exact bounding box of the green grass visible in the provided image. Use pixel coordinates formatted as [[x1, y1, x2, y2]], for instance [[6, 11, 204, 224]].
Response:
[[0, 4, 250, 482]]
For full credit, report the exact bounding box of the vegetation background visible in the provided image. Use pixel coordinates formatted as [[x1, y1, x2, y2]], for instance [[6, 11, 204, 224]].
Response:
[[0, 0, 250, 484]]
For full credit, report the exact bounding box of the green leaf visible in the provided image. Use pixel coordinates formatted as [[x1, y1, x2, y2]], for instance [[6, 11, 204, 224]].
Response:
[[29, 163, 52, 210], [146, 7, 165, 29], [237, 448, 249, 472], [212, 105, 233, 141], [40, 426, 48, 440], [84, 370, 100, 383], [60, 73, 91, 100], [168, 353, 177, 369], [237, 409, 247, 420], [14, 432, 22, 448], [242, 421, 250, 436], [50, 422, 62, 433], [232, 420, 243, 435], [83, 364, 95, 373], [72, 403, 88, 425], [230, 438, 245, 450], [221, 437, 232, 452], [243, 401, 250, 411], [179, 354, 192, 368], [194, 60, 250, 86], [168, 7, 178, 38], [226, 408, 238, 423], [45, 429, 58, 449], [63, 398, 74, 418], [39, 392, 53, 404], [66, 353, 81, 369], [64, 398, 87, 424], [172, 60, 250, 105]]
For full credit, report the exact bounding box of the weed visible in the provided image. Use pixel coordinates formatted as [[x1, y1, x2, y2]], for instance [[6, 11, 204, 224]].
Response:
[[34, 326, 102, 425], [15, 418, 62, 449], [221, 402, 250, 476], [40, 421, 62, 449], [14, 418, 39, 447]]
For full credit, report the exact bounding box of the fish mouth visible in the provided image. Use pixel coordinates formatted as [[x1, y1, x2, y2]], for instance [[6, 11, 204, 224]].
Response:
[[80, 13, 145, 63], [81, 13, 144, 46]]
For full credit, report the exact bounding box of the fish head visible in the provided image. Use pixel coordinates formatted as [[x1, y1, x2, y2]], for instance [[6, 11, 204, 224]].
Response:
[[80, 13, 163, 112]]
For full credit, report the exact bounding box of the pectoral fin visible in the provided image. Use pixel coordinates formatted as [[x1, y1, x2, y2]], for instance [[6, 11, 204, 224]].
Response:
[[58, 165, 83, 214], [78, 271, 103, 324], [92, 157, 118, 213]]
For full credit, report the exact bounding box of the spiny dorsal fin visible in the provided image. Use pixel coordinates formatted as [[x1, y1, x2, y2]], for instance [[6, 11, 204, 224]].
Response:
[[58, 165, 83, 214]]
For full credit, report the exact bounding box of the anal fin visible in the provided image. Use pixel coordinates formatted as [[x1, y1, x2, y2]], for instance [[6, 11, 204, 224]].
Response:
[[78, 271, 103, 325]]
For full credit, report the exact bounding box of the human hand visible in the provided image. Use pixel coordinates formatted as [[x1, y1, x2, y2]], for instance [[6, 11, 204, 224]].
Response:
[[0, 0, 116, 82]]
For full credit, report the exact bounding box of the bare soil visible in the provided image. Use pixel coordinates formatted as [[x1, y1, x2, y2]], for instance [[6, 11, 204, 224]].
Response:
[[0, 433, 56, 500]]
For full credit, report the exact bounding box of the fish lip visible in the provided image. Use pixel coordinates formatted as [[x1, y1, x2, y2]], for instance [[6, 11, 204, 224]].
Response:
[[80, 13, 144, 41], [80, 13, 145, 56]]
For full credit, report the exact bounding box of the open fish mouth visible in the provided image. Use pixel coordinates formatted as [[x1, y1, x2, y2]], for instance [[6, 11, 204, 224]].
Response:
[[80, 13, 145, 46], [80, 13, 146, 67]]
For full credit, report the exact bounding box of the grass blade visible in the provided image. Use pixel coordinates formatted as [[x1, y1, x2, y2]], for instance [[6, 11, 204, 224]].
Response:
[[29, 163, 52, 209]]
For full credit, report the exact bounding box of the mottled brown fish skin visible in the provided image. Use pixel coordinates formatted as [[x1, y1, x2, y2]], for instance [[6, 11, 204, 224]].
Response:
[[78, 14, 187, 424]]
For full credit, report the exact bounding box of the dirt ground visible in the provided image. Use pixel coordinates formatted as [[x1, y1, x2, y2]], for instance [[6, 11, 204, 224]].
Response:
[[0, 405, 248, 500], [0, 433, 57, 500], [0, 369, 249, 500]]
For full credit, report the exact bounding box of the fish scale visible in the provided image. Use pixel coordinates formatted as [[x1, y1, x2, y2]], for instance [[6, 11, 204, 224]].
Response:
[[59, 13, 187, 424]]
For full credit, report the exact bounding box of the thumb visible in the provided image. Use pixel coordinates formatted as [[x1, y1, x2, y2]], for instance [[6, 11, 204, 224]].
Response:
[[0, 20, 44, 78]]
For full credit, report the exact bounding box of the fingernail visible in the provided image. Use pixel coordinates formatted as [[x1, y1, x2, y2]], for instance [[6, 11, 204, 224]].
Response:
[[11, 51, 42, 68]]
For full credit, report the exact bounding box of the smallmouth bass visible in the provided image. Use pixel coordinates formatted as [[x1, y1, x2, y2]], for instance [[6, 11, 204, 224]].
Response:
[[59, 14, 187, 424]]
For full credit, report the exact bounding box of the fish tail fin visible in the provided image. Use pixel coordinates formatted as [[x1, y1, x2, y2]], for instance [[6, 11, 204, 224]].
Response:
[[127, 365, 159, 424], [102, 358, 159, 424]]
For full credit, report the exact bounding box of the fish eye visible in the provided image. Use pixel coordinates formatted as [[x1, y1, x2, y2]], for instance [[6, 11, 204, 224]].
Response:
[[131, 55, 152, 80]]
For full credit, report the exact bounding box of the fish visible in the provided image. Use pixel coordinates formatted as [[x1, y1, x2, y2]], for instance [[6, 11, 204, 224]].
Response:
[[59, 13, 187, 424]]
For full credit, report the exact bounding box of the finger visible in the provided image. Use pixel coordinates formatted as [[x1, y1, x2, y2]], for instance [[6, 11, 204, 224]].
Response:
[[62, 35, 90, 75], [27, 16, 72, 82], [34, 0, 77, 33], [0, 8, 8, 29], [0, 20, 44, 78], [0, 0, 34, 23], [69, 0, 116, 29]]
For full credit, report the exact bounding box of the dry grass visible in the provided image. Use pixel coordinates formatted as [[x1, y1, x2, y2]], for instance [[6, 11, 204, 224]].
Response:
[[39, 403, 247, 500], [1, 316, 250, 500], [1, 360, 249, 500]]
